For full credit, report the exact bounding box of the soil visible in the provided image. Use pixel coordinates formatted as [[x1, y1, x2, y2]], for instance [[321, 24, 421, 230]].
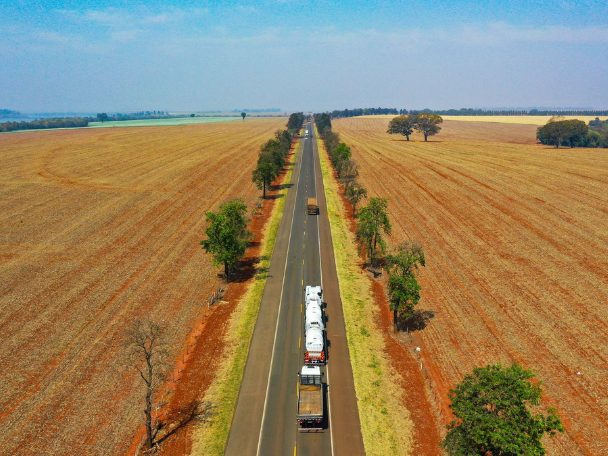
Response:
[[334, 165, 442, 455], [0, 118, 287, 456], [153, 147, 296, 456], [333, 116, 608, 455]]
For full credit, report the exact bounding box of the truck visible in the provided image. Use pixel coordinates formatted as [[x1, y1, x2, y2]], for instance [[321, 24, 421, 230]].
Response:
[[307, 197, 318, 215], [304, 285, 326, 364], [297, 365, 324, 430], [305, 285, 322, 304]]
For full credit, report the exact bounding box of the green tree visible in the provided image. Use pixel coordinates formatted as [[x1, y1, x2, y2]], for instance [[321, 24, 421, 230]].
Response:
[[287, 112, 305, 132], [564, 119, 588, 147], [385, 242, 425, 327], [200, 199, 252, 280], [536, 116, 569, 148], [443, 363, 563, 456], [387, 115, 416, 141], [345, 181, 367, 218], [241, 112, 246, 121], [414, 113, 443, 141], [356, 197, 391, 268], [97, 113, 109, 122]]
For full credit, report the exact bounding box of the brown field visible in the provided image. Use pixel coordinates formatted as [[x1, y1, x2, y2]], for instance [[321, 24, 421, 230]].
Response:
[[0, 117, 285, 455], [334, 117, 608, 455], [363, 114, 603, 126]]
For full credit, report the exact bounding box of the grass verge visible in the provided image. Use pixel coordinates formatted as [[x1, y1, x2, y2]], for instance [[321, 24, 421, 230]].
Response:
[[190, 137, 300, 455], [315, 126, 414, 455]]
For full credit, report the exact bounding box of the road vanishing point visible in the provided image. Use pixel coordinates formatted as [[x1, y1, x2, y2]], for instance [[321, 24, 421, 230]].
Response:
[[225, 122, 365, 455]]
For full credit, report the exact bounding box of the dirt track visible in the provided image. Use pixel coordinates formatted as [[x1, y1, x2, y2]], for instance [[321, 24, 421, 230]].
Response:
[[0, 118, 285, 455], [335, 117, 608, 455]]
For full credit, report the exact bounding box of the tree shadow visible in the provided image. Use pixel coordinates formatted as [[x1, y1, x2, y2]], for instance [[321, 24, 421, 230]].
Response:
[[263, 193, 285, 200], [272, 182, 294, 190], [148, 400, 213, 453], [398, 310, 435, 332]]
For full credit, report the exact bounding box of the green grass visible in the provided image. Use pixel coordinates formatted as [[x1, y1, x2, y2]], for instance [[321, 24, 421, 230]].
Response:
[[191, 135, 301, 455], [316, 126, 414, 455], [88, 116, 239, 128]]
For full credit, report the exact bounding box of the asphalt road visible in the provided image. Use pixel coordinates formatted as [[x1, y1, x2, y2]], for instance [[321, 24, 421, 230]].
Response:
[[225, 123, 364, 456]]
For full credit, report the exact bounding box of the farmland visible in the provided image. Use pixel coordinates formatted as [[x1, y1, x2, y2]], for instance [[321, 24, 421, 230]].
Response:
[[334, 116, 608, 455], [0, 117, 285, 455], [361, 114, 602, 126]]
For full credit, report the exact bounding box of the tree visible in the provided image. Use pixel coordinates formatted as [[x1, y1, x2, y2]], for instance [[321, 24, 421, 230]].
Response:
[[356, 197, 391, 268], [345, 181, 367, 218], [314, 113, 332, 133], [385, 242, 425, 327], [564, 119, 588, 148], [252, 157, 278, 198], [536, 116, 569, 148], [241, 112, 246, 121], [97, 113, 109, 122], [387, 115, 416, 140], [200, 199, 252, 280], [126, 319, 169, 451], [414, 113, 443, 141], [443, 363, 563, 456], [287, 112, 305, 132]]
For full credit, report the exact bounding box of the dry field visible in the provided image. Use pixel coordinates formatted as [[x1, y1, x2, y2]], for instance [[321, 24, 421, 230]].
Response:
[[0, 117, 285, 455], [362, 114, 603, 125], [334, 117, 608, 455]]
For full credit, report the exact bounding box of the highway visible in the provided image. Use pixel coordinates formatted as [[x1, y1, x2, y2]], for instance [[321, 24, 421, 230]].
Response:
[[225, 122, 364, 456]]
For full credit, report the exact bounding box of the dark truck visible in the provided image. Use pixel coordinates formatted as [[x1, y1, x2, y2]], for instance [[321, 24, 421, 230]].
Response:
[[297, 365, 324, 430]]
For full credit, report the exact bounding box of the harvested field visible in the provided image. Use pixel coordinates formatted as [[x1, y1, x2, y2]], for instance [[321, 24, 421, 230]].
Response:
[[334, 116, 608, 455], [361, 114, 602, 125], [0, 117, 285, 455]]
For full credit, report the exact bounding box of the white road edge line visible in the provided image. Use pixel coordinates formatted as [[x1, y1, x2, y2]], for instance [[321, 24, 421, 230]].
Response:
[[312, 123, 335, 456], [256, 131, 303, 456]]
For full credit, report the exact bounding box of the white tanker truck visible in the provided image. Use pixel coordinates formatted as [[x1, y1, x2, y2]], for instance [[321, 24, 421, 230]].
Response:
[[304, 286, 326, 365]]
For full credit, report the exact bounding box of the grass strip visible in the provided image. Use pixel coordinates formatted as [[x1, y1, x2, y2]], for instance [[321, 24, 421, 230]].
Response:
[[315, 126, 414, 455], [190, 137, 300, 455]]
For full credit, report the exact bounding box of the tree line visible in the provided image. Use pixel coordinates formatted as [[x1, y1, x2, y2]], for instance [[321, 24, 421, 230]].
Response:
[[200, 116, 296, 283], [316, 118, 563, 455], [0, 117, 89, 132], [537, 116, 608, 148]]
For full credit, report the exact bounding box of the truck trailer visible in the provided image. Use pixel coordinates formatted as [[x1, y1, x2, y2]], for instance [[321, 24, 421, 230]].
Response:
[[307, 198, 318, 215], [297, 365, 324, 430]]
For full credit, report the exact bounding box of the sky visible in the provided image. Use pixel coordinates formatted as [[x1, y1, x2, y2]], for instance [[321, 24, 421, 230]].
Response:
[[1, 0, 607, 112]]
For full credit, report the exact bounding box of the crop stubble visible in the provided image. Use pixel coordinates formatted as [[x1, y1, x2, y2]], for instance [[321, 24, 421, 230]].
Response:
[[0, 118, 285, 455], [334, 117, 608, 455]]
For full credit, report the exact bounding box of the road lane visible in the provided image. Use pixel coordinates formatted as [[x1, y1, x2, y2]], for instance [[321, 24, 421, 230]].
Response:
[[226, 122, 364, 456]]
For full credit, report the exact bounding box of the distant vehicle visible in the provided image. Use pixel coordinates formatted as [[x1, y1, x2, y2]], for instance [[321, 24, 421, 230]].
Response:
[[307, 197, 318, 215], [305, 129, 310, 136], [297, 365, 324, 430]]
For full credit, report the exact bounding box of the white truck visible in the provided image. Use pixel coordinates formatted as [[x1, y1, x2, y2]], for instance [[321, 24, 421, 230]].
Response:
[[304, 286, 326, 365], [297, 365, 324, 430]]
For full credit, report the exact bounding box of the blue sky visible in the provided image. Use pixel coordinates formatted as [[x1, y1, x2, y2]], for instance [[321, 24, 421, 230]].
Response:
[[1, 0, 607, 112]]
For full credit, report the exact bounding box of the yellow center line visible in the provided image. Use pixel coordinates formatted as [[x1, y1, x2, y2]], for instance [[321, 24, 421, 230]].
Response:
[[301, 279, 303, 285], [294, 444, 297, 456], [299, 336, 301, 347]]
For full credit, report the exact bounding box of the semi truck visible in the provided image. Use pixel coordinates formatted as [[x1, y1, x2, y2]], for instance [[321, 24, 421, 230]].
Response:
[[297, 365, 324, 430], [307, 197, 318, 215], [304, 285, 326, 365]]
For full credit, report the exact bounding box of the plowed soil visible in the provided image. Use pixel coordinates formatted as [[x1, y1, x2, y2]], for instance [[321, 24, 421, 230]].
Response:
[[334, 117, 608, 455], [0, 118, 285, 455]]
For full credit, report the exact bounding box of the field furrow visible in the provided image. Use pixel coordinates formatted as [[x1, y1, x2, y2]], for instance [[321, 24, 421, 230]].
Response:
[[0, 118, 285, 455], [335, 117, 608, 455]]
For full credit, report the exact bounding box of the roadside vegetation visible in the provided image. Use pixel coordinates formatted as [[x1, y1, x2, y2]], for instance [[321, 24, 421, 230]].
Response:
[[443, 364, 563, 456], [315, 125, 414, 455], [191, 133, 301, 455]]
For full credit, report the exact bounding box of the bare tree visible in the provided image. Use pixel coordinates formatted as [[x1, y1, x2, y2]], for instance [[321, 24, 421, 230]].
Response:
[[126, 320, 169, 451]]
